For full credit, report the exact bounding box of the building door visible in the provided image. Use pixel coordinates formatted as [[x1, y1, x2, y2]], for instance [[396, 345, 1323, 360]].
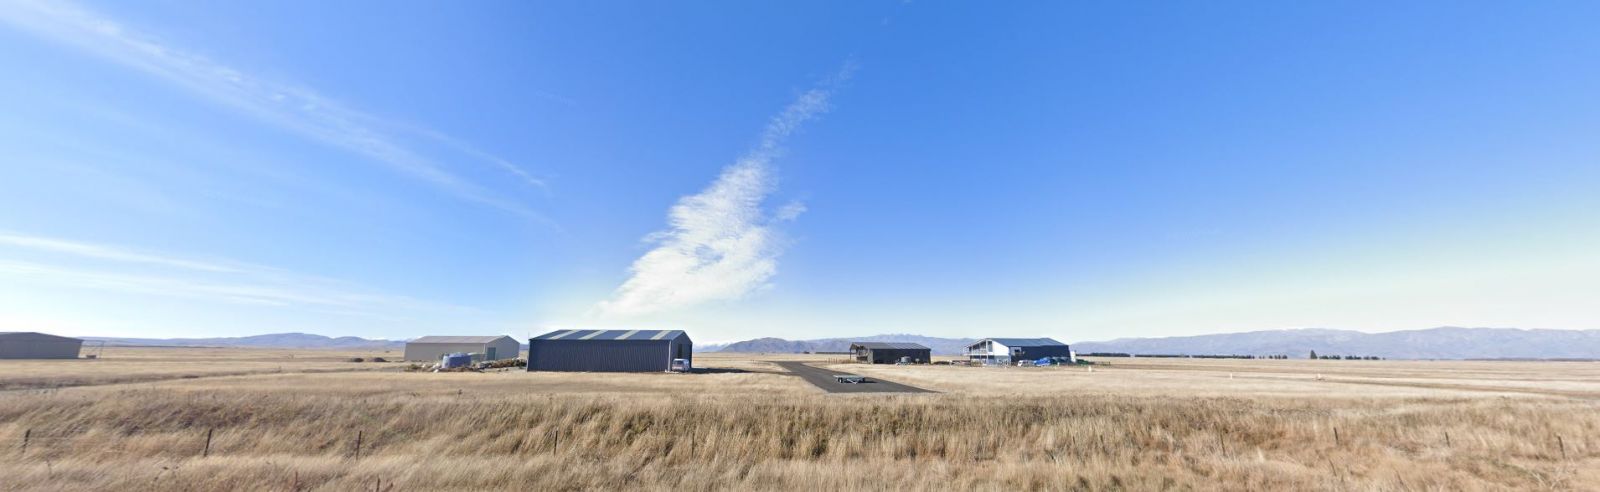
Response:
[[487, 347, 497, 360]]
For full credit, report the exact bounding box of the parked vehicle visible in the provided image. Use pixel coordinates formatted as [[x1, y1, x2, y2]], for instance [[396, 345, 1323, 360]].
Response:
[[1030, 356, 1077, 366], [440, 352, 472, 369]]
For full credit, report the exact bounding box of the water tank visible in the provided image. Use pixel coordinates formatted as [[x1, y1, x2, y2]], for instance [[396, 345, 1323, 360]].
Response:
[[441, 352, 472, 369]]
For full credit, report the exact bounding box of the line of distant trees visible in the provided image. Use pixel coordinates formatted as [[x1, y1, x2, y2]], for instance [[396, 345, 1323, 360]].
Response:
[[1080, 353, 1286, 359], [1078, 352, 1385, 360], [1309, 350, 1383, 360]]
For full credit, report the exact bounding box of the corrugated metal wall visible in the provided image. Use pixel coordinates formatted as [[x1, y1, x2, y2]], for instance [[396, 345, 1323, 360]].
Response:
[[527, 335, 692, 372], [403, 337, 522, 361], [0, 338, 82, 359], [404, 343, 484, 362], [866, 348, 931, 364], [1015, 345, 1073, 360], [488, 337, 522, 361], [672, 340, 692, 368]]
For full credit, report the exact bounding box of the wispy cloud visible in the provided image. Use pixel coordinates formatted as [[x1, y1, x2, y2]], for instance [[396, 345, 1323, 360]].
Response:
[[0, 0, 546, 216], [0, 232, 242, 273], [595, 65, 853, 317], [0, 232, 476, 318]]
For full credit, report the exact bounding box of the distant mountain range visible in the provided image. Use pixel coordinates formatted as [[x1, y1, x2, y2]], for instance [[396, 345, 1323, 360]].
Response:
[[709, 327, 1600, 360], [1072, 327, 1600, 360], [85, 332, 404, 349], [710, 334, 976, 355]]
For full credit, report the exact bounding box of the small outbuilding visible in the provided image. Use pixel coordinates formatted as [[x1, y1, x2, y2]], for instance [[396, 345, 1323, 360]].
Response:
[[0, 332, 83, 359], [404, 335, 520, 362], [966, 337, 1072, 365], [527, 329, 691, 372], [850, 342, 931, 364]]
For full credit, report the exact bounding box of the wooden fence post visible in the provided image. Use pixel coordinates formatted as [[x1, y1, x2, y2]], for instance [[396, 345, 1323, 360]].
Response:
[[1333, 427, 1341, 446], [354, 430, 363, 458], [1557, 434, 1566, 460], [203, 428, 214, 457], [21, 429, 29, 456]]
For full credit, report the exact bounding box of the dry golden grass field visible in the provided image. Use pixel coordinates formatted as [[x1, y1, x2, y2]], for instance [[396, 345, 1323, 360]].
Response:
[[0, 346, 405, 391], [2, 349, 1598, 491]]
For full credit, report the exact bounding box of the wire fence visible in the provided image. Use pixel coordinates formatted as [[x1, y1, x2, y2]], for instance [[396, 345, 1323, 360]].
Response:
[[10, 427, 377, 460]]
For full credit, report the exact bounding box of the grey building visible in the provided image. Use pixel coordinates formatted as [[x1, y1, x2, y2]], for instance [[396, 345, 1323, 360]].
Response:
[[850, 342, 931, 364], [0, 332, 83, 359], [965, 338, 1072, 364], [527, 329, 691, 372], [404, 335, 520, 362]]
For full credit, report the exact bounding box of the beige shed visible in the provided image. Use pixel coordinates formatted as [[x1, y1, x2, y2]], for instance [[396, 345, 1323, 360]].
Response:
[[404, 335, 520, 362]]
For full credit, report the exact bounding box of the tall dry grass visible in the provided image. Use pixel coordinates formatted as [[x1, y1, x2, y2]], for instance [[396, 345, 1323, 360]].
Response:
[[1, 379, 1596, 491], [0, 347, 400, 390]]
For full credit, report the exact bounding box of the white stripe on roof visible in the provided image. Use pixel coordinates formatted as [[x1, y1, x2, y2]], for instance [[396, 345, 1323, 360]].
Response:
[[618, 329, 641, 340], [578, 330, 604, 340], [650, 331, 671, 340], [546, 330, 578, 340]]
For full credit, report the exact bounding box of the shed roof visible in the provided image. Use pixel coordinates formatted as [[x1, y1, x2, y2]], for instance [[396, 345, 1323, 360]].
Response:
[[409, 335, 515, 344], [531, 329, 686, 342], [850, 342, 930, 350], [981, 338, 1067, 347], [0, 332, 82, 342]]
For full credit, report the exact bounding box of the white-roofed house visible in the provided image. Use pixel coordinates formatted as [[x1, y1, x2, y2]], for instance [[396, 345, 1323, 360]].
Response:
[[965, 338, 1072, 365]]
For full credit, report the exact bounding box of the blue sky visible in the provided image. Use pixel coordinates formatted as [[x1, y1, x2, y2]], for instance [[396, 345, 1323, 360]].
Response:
[[2, 1, 1599, 343]]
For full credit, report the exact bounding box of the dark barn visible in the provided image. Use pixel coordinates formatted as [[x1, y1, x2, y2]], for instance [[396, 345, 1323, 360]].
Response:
[[0, 332, 83, 359], [527, 329, 691, 372], [850, 342, 931, 364]]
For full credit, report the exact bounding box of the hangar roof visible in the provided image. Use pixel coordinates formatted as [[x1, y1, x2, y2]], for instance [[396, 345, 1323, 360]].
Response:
[[980, 338, 1067, 347], [531, 329, 687, 342], [409, 335, 515, 344], [0, 332, 83, 342], [850, 342, 930, 350]]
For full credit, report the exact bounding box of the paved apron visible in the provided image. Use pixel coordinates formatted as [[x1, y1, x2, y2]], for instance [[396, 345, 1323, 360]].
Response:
[[772, 361, 934, 393]]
